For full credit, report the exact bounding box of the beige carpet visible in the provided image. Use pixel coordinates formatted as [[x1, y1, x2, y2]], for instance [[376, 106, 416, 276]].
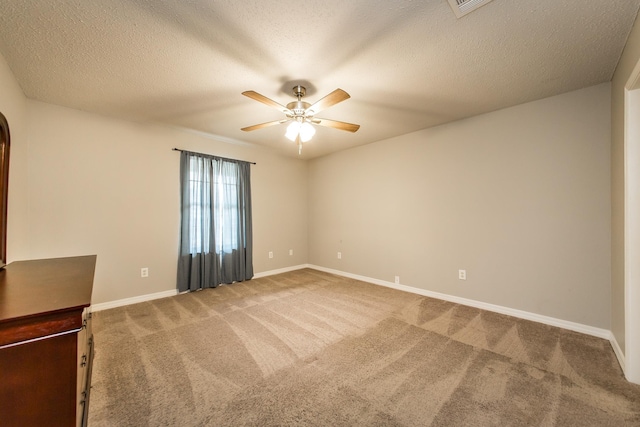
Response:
[[88, 269, 640, 426]]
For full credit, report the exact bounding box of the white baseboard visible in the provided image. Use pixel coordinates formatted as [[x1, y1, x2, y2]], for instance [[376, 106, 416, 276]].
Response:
[[92, 289, 178, 312], [253, 264, 310, 278], [89, 263, 626, 373], [92, 265, 310, 311], [308, 265, 613, 341], [609, 333, 626, 372]]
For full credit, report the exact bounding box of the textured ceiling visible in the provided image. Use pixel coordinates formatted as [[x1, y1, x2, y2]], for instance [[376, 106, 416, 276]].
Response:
[[0, 0, 638, 159]]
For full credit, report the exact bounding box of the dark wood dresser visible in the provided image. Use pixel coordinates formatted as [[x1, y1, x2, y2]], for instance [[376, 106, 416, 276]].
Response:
[[0, 255, 96, 427]]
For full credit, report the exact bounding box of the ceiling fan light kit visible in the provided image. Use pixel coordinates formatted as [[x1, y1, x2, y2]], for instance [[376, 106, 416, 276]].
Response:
[[241, 85, 360, 155], [285, 120, 315, 143]]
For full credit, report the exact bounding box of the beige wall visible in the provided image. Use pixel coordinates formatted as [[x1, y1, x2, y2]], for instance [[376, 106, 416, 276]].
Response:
[[611, 14, 640, 355], [24, 100, 307, 304], [309, 83, 611, 328], [0, 48, 616, 329], [0, 52, 30, 262], [0, 48, 308, 305]]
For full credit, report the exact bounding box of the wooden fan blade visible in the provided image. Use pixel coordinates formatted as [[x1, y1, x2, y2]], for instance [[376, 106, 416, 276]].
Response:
[[305, 89, 350, 115], [241, 119, 288, 132], [242, 91, 291, 114], [313, 118, 360, 133]]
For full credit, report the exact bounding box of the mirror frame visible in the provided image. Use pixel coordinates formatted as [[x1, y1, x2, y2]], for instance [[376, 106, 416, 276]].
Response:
[[0, 112, 9, 266]]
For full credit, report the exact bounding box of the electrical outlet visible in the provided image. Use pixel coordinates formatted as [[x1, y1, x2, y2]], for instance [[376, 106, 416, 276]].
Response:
[[269, 251, 273, 259], [141, 267, 149, 278], [458, 269, 466, 280], [289, 249, 293, 256], [337, 252, 342, 259], [394, 276, 400, 284]]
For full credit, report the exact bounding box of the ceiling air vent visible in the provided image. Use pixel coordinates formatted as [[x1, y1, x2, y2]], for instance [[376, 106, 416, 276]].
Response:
[[447, 0, 495, 18]]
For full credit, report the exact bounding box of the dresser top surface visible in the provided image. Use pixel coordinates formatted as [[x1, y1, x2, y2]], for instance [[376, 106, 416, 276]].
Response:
[[0, 255, 96, 323]]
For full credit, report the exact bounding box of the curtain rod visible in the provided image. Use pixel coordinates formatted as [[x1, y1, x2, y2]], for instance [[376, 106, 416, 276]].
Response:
[[172, 148, 256, 165]]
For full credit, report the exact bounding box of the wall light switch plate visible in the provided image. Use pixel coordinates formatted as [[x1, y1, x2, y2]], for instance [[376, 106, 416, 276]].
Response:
[[268, 251, 273, 259]]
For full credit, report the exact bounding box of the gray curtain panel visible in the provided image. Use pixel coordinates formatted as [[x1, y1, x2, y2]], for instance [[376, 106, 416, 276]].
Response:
[[177, 150, 253, 292]]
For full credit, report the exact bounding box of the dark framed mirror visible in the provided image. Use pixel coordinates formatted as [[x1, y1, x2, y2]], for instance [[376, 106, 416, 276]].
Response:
[[0, 112, 9, 267]]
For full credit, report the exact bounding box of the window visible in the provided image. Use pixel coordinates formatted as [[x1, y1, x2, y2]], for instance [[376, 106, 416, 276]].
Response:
[[177, 150, 253, 291], [186, 158, 241, 254]]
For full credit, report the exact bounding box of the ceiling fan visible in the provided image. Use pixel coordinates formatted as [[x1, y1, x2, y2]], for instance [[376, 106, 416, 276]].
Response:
[[241, 85, 360, 154]]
